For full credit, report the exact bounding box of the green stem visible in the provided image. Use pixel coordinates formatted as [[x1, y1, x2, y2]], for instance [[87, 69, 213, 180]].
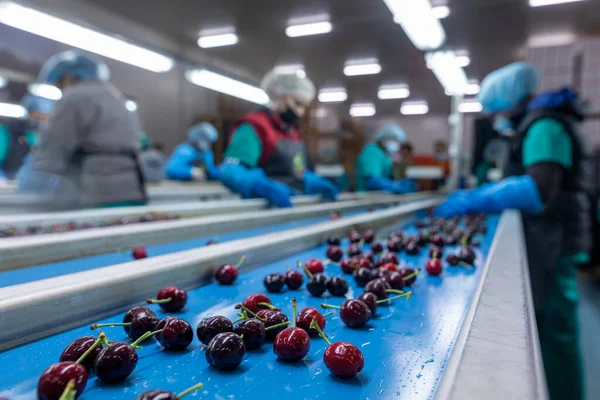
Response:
[[264, 321, 291, 331], [76, 333, 105, 364], [177, 383, 204, 399], [298, 261, 312, 278], [58, 380, 76, 400], [309, 317, 331, 346], [232, 311, 248, 324], [239, 333, 245, 340], [377, 291, 413, 304], [292, 297, 297, 327], [146, 297, 172, 305], [320, 303, 341, 310], [235, 255, 246, 269], [90, 322, 130, 330], [131, 329, 164, 348], [257, 302, 278, 310], [322, 312, 335, 318], [459, 261, 473, 269], [235, 304, 265, 321], [402, 268, 421, 282], [386, 289, 405, 294]]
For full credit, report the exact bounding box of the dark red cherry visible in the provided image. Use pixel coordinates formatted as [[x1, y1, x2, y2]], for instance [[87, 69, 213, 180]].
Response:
[[59, 336, 103, 372], [459, 247, 476, 265], [372, 267, 392, 280], [296, 307, 325, 337], [370, 241, 384, 254], [429, 246, 443, 259], [326, 246, 343, 262], [405, 242, 420, 255], [347, 230, 362, 243], [147, 286, 187, 312], [156, 317, 193, 351], [339, 299, 372, 328], [306, 273, 328, 297], [347, 243, 362, 257], [340, 258, 356, 274], [94, 342, 139, 384], [215, 264, 238, 285], [136, 382, 203, 400], [324, 342, 364, 379], [121, 306, 159, 340], [361, 251, 375, 262], [205, 332, 245, 371], [234, 318, 266, 350], [431, 234, 445, 247], [425, 259, 443, 276], [242, 294, 276, 313], [132, 247, 147, 259], [206, 239, 219, 246], [264, 311, 289, 341], [263, 273, 286, 293], [327, 276, 349, 297], [356, 257, 373, 270], [382, 252, 399, 265], [284, 270, 304, 290], [362, 230, 375, 244], [353, 267, 373, 287], [383, 271, 405, 290], [387, 238, 403, 253], [364, 278, 392, 300], [37, 362, 88, 400], [196, 316, 233, 345], [399, 267, 418, 286], [446, 254, 460, 266], [256, 309, 275, 320], [380, 262, 398, 273], [326, 235, 341, 246], [356, 292, 378, 315], [305, 258, 325, 275], [273, 327, 310, 361]]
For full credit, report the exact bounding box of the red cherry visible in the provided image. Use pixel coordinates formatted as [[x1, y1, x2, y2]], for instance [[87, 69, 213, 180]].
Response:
[[370, 242, 384, 254], [431, 234, 445, 247], [59, 336, 103, 372], [347, 243, 362, 257], [356, 292, 378, 314], [340, 258, 356, 274], [380, 263, 398, 273], [382, 252, 399, 265], [147, 286, 187, 312], [326, 246, 343, 262], [347, 230, 362, 243], [242, 294, 276, 313], [284, 270, 304, 290], [362, 230, 375, 244], [425, 259, 443, 276], [273, 327, 310, 361], [361, 251, 375, 262], [399, 267, 418, 286], [256, 309, 275, 320], [132, 247, 147, 259], [156, 317, 194, 351], [364, 278, 392, 300], [386, 238, 403, 253], [324, 342, 364, 379], [37, 362, 88, 400], [446, 254, 460, 266], [296, 307, 325, 336], [330, 212, 341, 220], [215, 264, 238, 285], [383, 271, 405, 290], [429, 246, 443, 259], [339, 299, 372, 328], [305, 258, 325, 275], [353, 267, 373, 287]]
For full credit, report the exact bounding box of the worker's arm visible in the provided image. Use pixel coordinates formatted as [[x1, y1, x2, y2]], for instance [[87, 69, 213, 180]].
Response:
[[223, 123, 262, 167], [165, 144, 201, 181], [0, 126, 9, 178]]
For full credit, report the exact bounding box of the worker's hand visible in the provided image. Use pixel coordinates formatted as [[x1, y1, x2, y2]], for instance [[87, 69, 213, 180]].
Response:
[[190, 167, 207, 181], [200, 150, 215, 168], [392, 179, 416, 194], [254, 176, 294, 208], [434, 190, 476, 218], [304, 171, 339, 201]]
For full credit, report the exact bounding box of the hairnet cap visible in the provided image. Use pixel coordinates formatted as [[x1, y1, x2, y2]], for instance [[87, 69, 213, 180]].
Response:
[[375, 124, 406, 143], [187, 122, 219, 145], [478, 62, 540, 114], [38, 50, 111, 84], [261, 70, 316, 104], [20, 94, 55, 114]]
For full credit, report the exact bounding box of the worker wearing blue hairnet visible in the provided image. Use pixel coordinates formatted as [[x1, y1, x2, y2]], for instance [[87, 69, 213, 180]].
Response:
[[32, 50, 147, 208], [436, 62, 590, 400], [165, 122, 219, 181], [218, 70, 338, 207], [355, 124, 416, 193], [0, 93, 55, 179]]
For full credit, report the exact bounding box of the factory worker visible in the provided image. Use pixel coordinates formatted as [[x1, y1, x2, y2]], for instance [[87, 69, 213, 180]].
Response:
[[139, 132, 165, 183], [435, 62, 590, 400], [355, 124, 416, 193], [165, 122, 219, 181], [218, 70, 338, 207], [0, 93, 55, 179], [33, 50, 147, 208]]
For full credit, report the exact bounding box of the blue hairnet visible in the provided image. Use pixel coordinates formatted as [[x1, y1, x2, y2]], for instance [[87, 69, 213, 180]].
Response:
[[38, 50, 110, 84], [20, 94, 55, 114], [187, 122, 218, 145], [375, 124, 406, 143], [261, 71, 316, 103], [478, 62, 540, 114]]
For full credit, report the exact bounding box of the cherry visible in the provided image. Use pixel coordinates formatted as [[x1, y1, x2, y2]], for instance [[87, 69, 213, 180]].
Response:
[[309, 320, 364, 379], [59, 336, 103, 372], [296, 307, 326, 336], [388, 232, 402, 241], [387, 238, 403, 253], [399, 267, 420, 286], [196, 316, 234, 345], [429, 246, 443, 259], [364, 278, 392, 300], [431, 234, 445, 247], [372, 267, 392, 280], [205, 332, 245, 371], [234, 318, 266, 350], [284, 269, 304, 290], [147, 286, 187, 312], [326, 246, 343, 262], [347, 243, 362, 257], [425, 258, 443, 276], [306, 273, 328, 297], [264, 311, 289, 341], [384, 271, 405, 290], [356, 292, 378, 314], [446, 254, 460, 266], [445, 235, 457, 245], [256, 309, 275, 320], [215, 256, 245, 285], [264, 273, 286, 293], [327, 276, 349, 297], [94, 331, 153, 384], [273, 298, 310, 362], [326, 235, 341, 246], [380, 262, 398, 273], [323, 299, 371, 328], [241, 294, 277, 313], [459, 247, 476, 265], [340, 258, 356, 274], [370, 241, 384, 254], [136, 383, 203, 400], [382, 252, 399, 265], [347, 230, 362, 243], [405, 242, 420, 255], [330, 212, 341, 220], [362, 230, 375, 243], [156, 317, 194, 351], [471, 238, 481, 247], [353, 267, 373, 287], [91, 306, 158, 340], [206, 239, 219, 246], [132, 247, 147, 259], [305, 258, 325, 275], [361, 251, 375, 262]]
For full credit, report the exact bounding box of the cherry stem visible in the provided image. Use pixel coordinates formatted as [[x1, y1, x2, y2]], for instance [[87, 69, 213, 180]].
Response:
[[264, 321, 291, 331], [131, 329, 164, 348], [386, 289, 405, 294], [239, 334, 245, 340], [90, 322, 130, 330], [459, 261, 473, 269], [58, 380, 76, 400], [146, 297, 172, 305], [298, 261, 312, 278], [402, 268, 421, 282], [377, 291, 413, 304], [324, 259, 338, 266], [320, 303, 341, 310], [177, 383, 204, 399], [235, 255, 246, 269], [322, 312, 335, 318], [461, 236, 468, 247], [433, 251, 438, 259], [232, 311, 248, 324], [76, 333, 105, 364], [292, 297, 297, 327], [234, 304, 265, 321], [257, 302, 278, 310], [309, 317, 331, 346]]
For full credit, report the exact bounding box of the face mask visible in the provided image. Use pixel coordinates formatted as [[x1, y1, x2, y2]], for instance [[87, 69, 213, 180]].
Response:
[[384, 142, 400, 154], [493, 116, 516, 137], [280, 106, 299, 126]]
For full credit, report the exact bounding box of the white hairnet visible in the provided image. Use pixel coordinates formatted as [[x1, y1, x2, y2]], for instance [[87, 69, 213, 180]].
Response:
[[478, 62, 540, 114], [375, 124, 406, 143], [261, 70, 316, 104]]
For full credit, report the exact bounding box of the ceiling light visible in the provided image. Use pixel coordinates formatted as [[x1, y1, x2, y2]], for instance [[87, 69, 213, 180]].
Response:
[[125, 100, 138, 112], [432, 5, 451, 19], [378, 84, 410, 100], [0, 76, 7, 89], [528, 32, 576, 48], [350, 103, 376, 117], [425, 51, 469, 96], [344, 59, 381, 76], [401, 101, 429, 115], [458, 100, 482, 113], [383, 0, 446, 51], [274, 64, 306, 79], [318, 88, 347, 103], [28, 83, 62, 100], [198, 33, 238, 49], [529, 0, 586, 6], [185, 69, 269, 105], [286, 21, 332, 37], [0, 102, 27, 119], [315, 108, 328, 118], [0, 2, 174, 73], [465, 80, 480, 95]]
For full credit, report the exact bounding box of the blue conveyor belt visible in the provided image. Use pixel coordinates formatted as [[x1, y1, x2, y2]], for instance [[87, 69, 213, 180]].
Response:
[[0, 216, 499, 400], [0, 209, 370, 288]]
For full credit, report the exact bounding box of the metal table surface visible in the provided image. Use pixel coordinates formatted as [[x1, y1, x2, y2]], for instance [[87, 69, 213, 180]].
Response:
[[0, 215, 501, 400]]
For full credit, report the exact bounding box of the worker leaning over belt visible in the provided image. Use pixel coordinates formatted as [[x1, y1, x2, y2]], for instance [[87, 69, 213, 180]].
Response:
[[217, 70, 338, 207], [435, 62, 590, 400], [32, 50, 147, 208], [165, 122, 219, 182], [355, 124, 416, 193]]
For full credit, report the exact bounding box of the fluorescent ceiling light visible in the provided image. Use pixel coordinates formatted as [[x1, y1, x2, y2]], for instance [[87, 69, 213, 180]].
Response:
[[318, 88, 347, 103], [383, 0, 446, 51], [456, 55, 470, 67], [350, 103, 376, 117], [0, 76, 7, 89], [378, 84, 410, 100], [401, 101, 429, 115], [28, 83, 62, 100], [198, 33, 238, 49], [125, 100, 138, 112], [344, 59, 381, 76], [0, 102, 27, 119], [0, 2, 174, 73], [458, 100, 482, 113], [186, 69, 269, 105], [286, 21, 332, 37], [465, 80, 480, 95], [426, 51, 469, 96], [274, 64, 306, 79], [530, 0, 586, 6], [432, 5, 451, 19], [528, 32, 576, 48]]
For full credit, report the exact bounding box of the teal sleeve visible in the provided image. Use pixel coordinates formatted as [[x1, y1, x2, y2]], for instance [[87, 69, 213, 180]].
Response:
[[523, 118, 572, 169], [357, 144, 387, 178], [0, 125, 9, 164], [224, 123, 263, 168]]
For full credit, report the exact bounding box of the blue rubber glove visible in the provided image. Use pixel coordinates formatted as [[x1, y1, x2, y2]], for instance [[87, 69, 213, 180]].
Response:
[[367, 177, 416, 194], [16, 155, 60, 193], [304, 171, 339, 201], [200, 150, 220, 180], [219, 163, 293, 207], [394, 179, 417, 194], [165, 144, 197, 181], [435, 175, 543, 217]]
